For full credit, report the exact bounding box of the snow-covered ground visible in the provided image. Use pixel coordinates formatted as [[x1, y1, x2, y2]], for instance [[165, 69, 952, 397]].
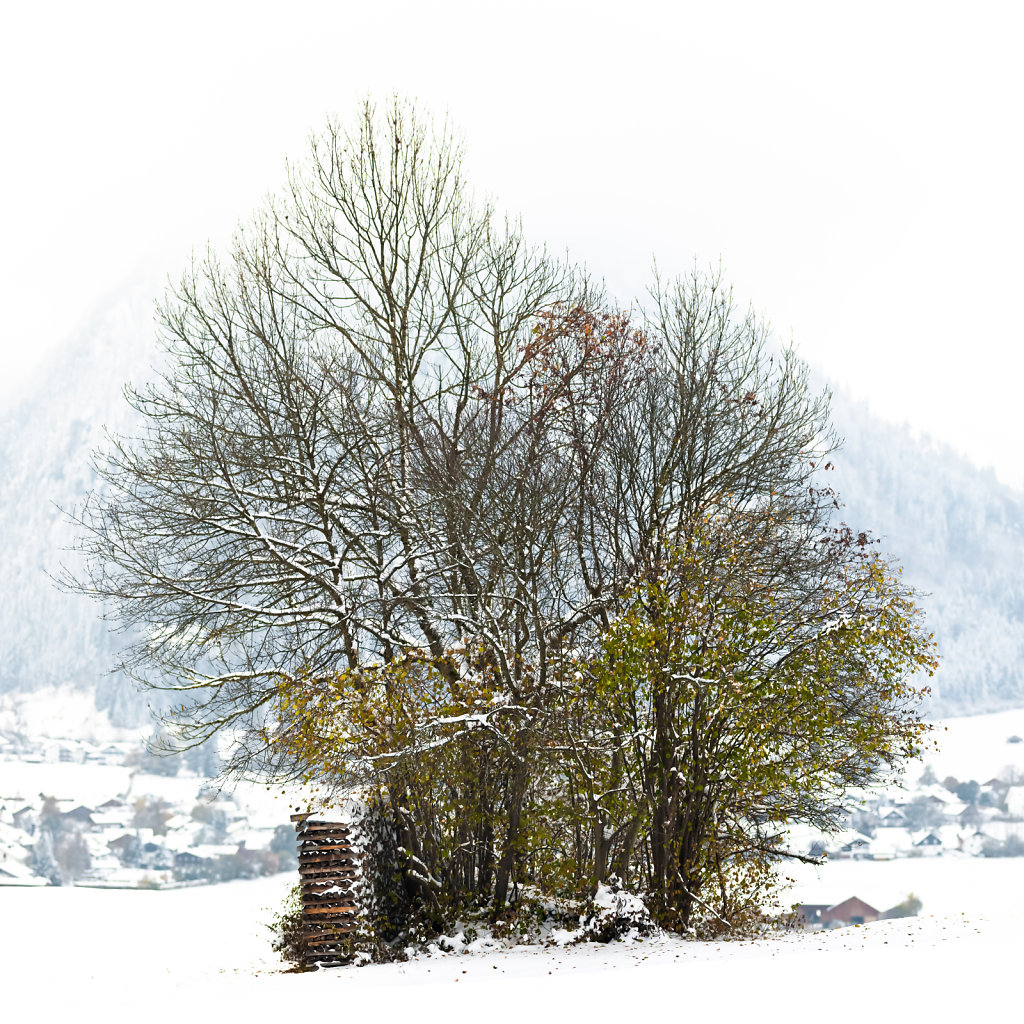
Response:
[[0, 861, 1017, 1022], [0, 687, 148, 747], [920, 706, 1024, 782], [2, 703, 1023, 1018]]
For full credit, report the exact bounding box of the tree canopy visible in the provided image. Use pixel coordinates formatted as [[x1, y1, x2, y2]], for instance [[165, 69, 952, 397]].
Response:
[[70, 98, 937, 937]]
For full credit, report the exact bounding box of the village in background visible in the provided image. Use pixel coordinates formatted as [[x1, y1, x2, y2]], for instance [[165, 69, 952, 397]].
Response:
[[3, 688, 1024, 931], [0, 689, 296, 890]]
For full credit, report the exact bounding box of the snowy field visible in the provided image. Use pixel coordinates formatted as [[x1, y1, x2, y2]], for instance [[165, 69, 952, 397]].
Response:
[[0, 687, 148, 747], [917, 705, 1024, 782], [783, 849, 1024, 917], [1, 858, 1021, 1021]]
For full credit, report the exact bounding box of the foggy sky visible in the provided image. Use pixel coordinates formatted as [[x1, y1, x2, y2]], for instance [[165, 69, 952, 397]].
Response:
[[3, 0, 1021, 485]]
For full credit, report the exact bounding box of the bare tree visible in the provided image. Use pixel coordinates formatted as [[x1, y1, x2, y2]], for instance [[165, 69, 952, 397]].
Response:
[[72, 100, 561, 727], [68, 99, 615, 909]]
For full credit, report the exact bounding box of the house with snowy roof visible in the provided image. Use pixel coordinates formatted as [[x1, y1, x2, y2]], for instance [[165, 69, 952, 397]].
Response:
[[912, 831, 943, 854], [828, 829, 874, 859], [0, 858, 45, 885], [11, 806, 35, 833], [866, 834, 901, 860], [878, 808, 907, 828], [62, 805, 97, 827], [1004, 785, 1024, 818]]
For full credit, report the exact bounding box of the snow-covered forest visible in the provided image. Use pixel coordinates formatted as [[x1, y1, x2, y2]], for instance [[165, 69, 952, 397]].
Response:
[[0, 281, 159, 725], [830, 388, 1024, 713]]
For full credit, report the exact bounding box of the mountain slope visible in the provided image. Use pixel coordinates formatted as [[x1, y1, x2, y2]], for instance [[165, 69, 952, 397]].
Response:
[[828, 389, 1024, 714], [0, 278, 160, 724]]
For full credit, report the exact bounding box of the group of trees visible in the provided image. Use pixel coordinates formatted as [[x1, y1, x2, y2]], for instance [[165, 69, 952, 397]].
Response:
[[71, 100, 936, 937]]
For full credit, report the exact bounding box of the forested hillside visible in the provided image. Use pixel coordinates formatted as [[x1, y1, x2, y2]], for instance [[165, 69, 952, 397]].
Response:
[[829, 389, 1024, 714], [0, 281, 158, 724], [0, 288, 1018, 721]]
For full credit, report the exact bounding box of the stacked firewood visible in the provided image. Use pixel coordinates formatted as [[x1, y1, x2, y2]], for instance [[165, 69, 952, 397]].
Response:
[[291, 813, 361, 966]]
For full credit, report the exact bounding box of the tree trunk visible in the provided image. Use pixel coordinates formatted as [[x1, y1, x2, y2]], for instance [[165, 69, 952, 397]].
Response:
[[493, 760, 528, 912], [611, 815, 641, 883]]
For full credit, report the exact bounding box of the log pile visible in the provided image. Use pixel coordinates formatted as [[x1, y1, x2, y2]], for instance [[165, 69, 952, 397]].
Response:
[[291, 813, 362, 966]]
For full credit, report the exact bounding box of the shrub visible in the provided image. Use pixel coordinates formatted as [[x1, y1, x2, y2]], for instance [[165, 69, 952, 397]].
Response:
[[883, 892, 923, 918], [267, 884, 308, 970], [982, 834, 1024, 858], [577, 877, 654, 942]]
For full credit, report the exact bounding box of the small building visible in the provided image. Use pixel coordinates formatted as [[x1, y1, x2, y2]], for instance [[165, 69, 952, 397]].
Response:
[[795, 903, 830, 927], [867, 835, 900, 861], [959, 804, 984, 829], [107, 833, 141, 865], [172, 850, 211, 880], [1005, 785, 1024, 819], [878, 808, 907, 828], [62, 805, 96, 828], [820, 896, 880, 928], [833, 833, 873, 860], [0, 859, 46, 886], [139, 841, 173, 871], [11, 807, 35, 834]]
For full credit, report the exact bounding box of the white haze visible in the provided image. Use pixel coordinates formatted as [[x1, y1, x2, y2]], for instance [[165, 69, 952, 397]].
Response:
[[2, 2, 1023, 485]]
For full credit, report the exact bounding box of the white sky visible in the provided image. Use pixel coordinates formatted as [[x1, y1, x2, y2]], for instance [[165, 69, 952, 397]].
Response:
[[2, 1, 1021, 485]]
